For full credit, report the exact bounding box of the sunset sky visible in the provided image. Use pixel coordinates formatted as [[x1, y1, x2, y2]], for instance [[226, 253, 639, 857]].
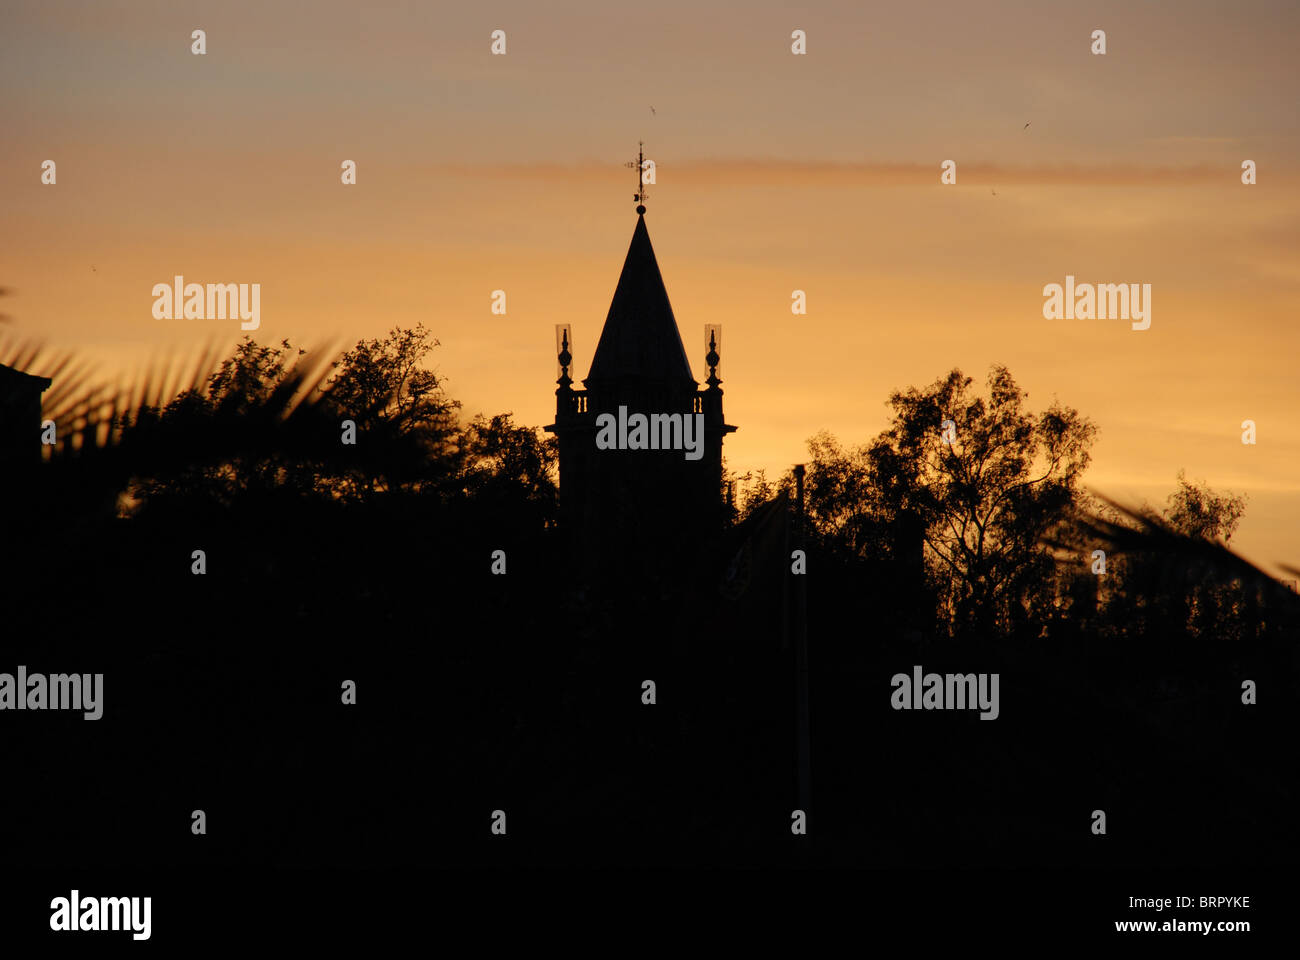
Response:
[[3, 0, 1298, 573]]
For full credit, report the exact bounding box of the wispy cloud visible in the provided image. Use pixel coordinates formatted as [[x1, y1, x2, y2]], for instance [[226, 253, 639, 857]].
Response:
[[435, 160, 1261, 187], [1143, 136, 1241, 145]]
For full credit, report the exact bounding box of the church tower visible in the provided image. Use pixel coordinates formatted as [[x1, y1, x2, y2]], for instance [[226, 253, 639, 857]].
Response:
[[545, 148, 736, 572]]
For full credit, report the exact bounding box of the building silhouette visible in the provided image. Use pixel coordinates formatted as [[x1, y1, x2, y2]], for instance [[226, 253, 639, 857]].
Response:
[[0, 361, 51, 468], [545, 207, 736, 576]]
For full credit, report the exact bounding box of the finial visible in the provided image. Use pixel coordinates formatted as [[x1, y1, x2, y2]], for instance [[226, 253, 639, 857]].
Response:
[[704, 324, 721, 389], [625, 141, 649, 214], [556, 324, 573, 388]]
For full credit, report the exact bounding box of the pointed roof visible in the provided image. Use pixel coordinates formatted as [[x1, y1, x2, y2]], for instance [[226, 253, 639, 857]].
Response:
[[585, 215, 696, 386]]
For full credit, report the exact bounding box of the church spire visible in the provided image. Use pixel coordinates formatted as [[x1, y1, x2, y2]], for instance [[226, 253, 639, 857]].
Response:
[[584, 143, 693, 385], [584, 210, 695, 387]]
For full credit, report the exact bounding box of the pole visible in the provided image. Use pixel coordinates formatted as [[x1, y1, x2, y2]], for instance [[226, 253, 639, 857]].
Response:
[[793, 465, 811, 814]]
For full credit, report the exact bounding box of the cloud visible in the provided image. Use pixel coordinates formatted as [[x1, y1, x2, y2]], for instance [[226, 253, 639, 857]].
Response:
[[434, 160, 1254, 187], [1143, 136, 1241, 145]]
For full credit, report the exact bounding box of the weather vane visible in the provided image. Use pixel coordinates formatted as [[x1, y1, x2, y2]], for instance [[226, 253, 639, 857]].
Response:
[[625, 141, 648, 214]]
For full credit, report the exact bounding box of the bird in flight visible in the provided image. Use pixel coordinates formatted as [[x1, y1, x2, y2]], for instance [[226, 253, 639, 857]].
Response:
[[650, 106, 656, 116], [1023, 122, 1031, 130], [991, 188, 997, 197]]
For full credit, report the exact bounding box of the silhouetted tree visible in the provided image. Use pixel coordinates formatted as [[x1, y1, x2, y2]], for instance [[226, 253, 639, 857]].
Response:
[[1066, 474, 1267, 649], [454, 412, 558, 532], [872, 366, 1096, 635], [120, 337, 335, 512], [775, 365, 1094, 637], [320, 324, 461, 497], [1163, 468, 1247, 543], [324, 325, 459, 438], [207, 337, 305, 410], [111, 328, 469, 510]]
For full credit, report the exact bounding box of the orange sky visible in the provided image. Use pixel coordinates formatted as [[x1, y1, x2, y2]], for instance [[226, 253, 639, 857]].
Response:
[[2, 0, 1298, 573]]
